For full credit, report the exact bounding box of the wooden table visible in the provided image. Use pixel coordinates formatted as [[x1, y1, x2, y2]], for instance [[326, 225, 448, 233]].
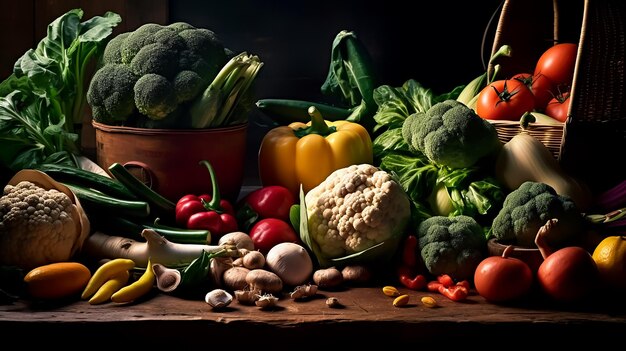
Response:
[[2, 286, 625, 347]]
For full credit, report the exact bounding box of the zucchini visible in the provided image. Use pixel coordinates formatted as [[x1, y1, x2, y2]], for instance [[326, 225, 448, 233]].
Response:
[[256, 99, 353, 125], [64, 183, 151, 218], [37, 163, 137, 200], [108, 163, 176, 214]]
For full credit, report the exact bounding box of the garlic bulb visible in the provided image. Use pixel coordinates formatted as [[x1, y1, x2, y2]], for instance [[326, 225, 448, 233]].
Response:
[[205, 289, 233, 309]]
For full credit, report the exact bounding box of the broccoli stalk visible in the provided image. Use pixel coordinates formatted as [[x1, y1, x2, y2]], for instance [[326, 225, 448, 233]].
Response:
[[190, 52, 263, 128]]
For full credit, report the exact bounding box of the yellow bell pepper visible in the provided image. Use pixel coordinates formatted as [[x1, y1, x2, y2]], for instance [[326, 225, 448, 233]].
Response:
[[259, 106, 373, 197]]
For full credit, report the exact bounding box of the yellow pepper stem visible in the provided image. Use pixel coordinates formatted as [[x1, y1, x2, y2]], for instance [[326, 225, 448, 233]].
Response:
[[293, 106, 337, 138]]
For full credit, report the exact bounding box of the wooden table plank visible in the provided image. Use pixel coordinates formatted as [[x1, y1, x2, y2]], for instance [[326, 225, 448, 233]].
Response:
[[2, 286, 625, 347]]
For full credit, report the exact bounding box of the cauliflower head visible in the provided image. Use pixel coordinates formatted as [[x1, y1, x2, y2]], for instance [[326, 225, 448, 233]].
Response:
[[418, 215, 486, 281], [491, 181, 584, 248], [401, 99, 501, 169], [0, 180, 85, 270], [305, 164, 411, 263]]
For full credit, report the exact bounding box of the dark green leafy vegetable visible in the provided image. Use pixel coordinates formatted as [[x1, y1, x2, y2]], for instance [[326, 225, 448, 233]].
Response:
[[372, 79, 463, 133], [372, 79, 504, 228], [321, 30, 378, 133], [0, 9, 121, 171]]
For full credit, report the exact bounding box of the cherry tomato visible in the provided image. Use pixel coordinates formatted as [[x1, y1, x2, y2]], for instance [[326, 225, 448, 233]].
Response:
[[534, 43, 577, 90], [512, 72, 555, 111], [544, 91, 571, 123], [248, 218, 299, 254], [476, 79, 535, 121]]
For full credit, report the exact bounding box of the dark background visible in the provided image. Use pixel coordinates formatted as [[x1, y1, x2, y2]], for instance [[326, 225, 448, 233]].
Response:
[[0, 0, 505, 186], [168, 0, 505, 185]]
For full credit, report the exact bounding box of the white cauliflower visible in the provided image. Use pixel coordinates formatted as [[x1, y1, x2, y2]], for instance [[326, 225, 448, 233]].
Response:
[[0, 180, 86, 270], [305, 164, 411, 260]]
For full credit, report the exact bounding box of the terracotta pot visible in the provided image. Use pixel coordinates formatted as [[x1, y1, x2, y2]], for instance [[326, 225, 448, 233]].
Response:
[[92, 121, 248, 203]]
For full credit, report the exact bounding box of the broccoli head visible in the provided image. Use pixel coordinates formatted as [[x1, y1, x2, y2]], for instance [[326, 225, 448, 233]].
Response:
[[402, 100, 501, 169], [417, 215, 486, 281], [491, 181, 584, 248], [87, 64, 137, 124], [87, 22, 228, 125], [134, 74, 177, 120]]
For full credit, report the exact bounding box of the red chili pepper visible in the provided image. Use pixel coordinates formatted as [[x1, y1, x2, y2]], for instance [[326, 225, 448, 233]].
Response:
[[401, 235, 419, 267], [456, 280, 471, 291], [175, 160, 237, 240], [438, 284, 469, 302], [400, 274, 427, 291], [437, 274, 455, 288], [427, 280, 442, 292]]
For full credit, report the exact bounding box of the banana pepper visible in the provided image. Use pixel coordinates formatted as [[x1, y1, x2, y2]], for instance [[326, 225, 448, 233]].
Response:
[[259, 106, 373, 197]]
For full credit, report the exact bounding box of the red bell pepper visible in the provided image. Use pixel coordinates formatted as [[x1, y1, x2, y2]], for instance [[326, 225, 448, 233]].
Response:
[[236, 185, 295, 231], [175, 160, 237, 241]]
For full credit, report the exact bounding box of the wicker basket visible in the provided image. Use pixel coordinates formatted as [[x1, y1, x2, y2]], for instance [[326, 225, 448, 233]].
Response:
[[488, 0, 626, 193], [490, 120, 563, 159]]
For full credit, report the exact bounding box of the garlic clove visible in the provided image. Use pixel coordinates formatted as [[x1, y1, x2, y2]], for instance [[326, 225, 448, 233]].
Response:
[[205, 289, 233, 309], [255, 293, 278, 309], [235, 289, 261, 305]]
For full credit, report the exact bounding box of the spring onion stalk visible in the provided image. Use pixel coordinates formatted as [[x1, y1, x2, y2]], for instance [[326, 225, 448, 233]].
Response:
[[190, 52, 263, 128]]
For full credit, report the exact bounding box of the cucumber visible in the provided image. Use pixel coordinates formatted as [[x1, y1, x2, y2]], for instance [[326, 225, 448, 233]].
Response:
[[256, 99, 353, 125], [37, 163, 137, 200], [64, 183, 151, 218], [93, 216, 211, 244], [108, 163, 176, 214]]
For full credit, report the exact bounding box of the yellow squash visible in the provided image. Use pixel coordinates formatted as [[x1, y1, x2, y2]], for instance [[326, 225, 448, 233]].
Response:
[[259, 106, 373, 197]]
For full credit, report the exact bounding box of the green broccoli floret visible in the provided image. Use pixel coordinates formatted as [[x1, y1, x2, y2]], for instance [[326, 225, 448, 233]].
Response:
[[402, 100, 501, 169], [103, 32, 129, 65], [130, 43, 179, 78], [134, 74, 177, 120], [173, 70, 205, 103], [417, 215, 486, 281], [491, 181, 584, 248], [120, 23, 162, 64], [86, 64, 137, 124], [87, 22, 228, 126]]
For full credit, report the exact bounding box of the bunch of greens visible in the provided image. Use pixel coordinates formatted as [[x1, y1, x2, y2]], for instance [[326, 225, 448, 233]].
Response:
[[0, 9, 121, 171], [255, 30, 379, 135], [372, 79, 505, 228]]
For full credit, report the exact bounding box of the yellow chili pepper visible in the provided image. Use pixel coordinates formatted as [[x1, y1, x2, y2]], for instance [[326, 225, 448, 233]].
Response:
[[259, 106, 373, 197], [88, 270, 130, 305], [111, 259, 155, 304]]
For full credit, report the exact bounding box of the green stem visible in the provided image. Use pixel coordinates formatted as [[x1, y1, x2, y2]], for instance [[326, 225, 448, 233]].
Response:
[[293, 106, 336, 138], [199, 160, 224, 213]]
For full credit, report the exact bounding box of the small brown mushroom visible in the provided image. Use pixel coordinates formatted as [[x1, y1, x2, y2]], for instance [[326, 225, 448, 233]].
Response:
[[245, 269, 283, 294], [222, 266, 250, 291], [313, 267, 343, 289], [341, 265, 372, 285], [242, 250, 266, 270]]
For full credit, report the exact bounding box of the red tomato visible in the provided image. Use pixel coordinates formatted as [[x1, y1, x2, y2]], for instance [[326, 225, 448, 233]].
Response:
[[476, 79, 535, 121], [512, 73, 555, 111], [248, 218, 299, 254], [474, 254, 533, 303], [534, 43, 577, 90], [544, 91, 571, 123], [537, 246, 598, 302]]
